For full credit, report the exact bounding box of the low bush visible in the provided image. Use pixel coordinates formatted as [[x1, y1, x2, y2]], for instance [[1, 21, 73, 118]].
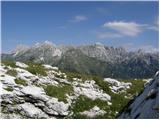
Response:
[[4, 87, 13, 91], [44, 84, 73, 102], [15, 79, 27, 86], [25, 62, 47, 76], [71, 95, 112, 119], [6, 69, 17, 76], [65, 72, 93, 81], [2, 61, 17, 68]]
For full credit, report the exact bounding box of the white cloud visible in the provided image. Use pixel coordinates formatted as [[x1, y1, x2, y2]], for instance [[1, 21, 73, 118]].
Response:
[[70, 15, 87, 22], [97, 32, 122, 39], [103, 21, 145, 36], [147, 26, 159, 31], [147, 18, 159, 31]]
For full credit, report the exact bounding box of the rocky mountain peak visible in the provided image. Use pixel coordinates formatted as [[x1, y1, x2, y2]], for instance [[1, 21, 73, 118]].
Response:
[[94, 42, 105, 47], [32, 41, 56, 49]]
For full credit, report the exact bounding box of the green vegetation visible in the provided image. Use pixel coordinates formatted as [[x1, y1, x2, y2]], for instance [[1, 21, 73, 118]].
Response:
[[25, 62, 47, 76], [1, 75, 5, 77], [57, 49, 108, 77], [65, 73, 145, 119], [4, 87, 13, 92], [65, 72, 93, 81], [72, 95, 109, 113], [93, 76, 145, 118], [4, 66, 9, 70], [123, 79, 145, 97], [1, 60, 17, 68], [54, 73, 66, 79], [71, 95, 113, 119], [43, 84, 73, 102], [15, 79, 27, 86], [6, 69, 17, 76]]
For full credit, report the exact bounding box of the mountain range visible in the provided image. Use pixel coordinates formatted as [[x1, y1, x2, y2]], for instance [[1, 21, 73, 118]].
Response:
[[1, 41, 159, 79]]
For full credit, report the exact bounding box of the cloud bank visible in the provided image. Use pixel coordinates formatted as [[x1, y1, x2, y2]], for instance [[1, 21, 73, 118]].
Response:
[[103, 21, 145, 36]]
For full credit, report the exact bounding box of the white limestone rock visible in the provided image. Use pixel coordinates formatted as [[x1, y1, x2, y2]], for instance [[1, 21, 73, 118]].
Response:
[[44, 98, 70, 116], [20, 85, 70, 116], [0, 65, 8, 73], [16, 62, 28, 68], [20, 85, 48, 101], [42, 64, 58, 70], [104, 78, 132, 93], [15, 68, 37, 82], [73, 80, 111, 101], [18, 103, 48, 118], [0, 73, 16, 86], [38, 76, 59, 86], [1, 113, 24, 119], [104, 78, 121, 86], [80, 106, 106, 118]]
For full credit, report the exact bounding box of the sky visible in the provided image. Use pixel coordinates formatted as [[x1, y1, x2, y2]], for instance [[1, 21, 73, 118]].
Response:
[[1, 1, 159, 53]]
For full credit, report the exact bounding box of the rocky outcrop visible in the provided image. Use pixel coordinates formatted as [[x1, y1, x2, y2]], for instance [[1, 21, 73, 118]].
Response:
[[117, 72, 159, 119], [0, 62, 112, 119], [1, 61, 158, 119], [104, 78, 132, 93], [73, 80, 111, 101], [0, 63, 71, 118]]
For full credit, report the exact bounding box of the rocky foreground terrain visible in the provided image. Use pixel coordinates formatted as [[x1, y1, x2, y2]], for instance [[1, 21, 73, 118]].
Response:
[[117, 72, 159, 119], [0, 61, 158, 119]]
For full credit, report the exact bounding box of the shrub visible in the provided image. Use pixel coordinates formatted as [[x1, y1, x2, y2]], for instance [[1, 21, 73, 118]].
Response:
[[15, 79, 27, 86], [71, 95, 112, 119], [124, 79, 145, 96], [4, 87, 13, 91], [44, 84, 73, 102], [65, 72, 93, 81], [2, 61, 16, 68], [26, 62, 47, 76], [6, 69, 17, 76]]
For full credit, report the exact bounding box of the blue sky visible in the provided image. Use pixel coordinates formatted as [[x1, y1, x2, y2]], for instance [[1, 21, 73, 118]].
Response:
[[1, 1, 159, 53]]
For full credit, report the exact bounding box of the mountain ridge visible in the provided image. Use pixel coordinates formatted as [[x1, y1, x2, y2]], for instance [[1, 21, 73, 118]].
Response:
[[1, 41, 159, 79]]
